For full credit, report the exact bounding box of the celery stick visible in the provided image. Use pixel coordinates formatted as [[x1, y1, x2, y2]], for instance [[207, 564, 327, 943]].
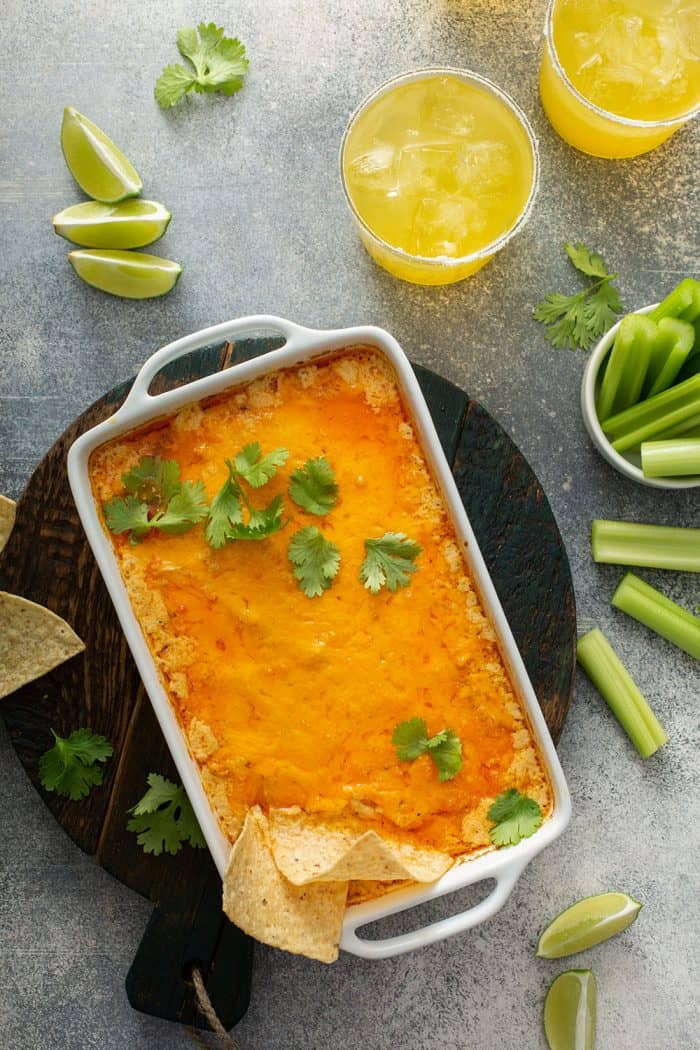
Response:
[[644, 318, 695, 397], [678, 280, 700, 324], [612, 402, 700, 452], [691, 317, 700, 358], [612, 573, 700, 662], [603, 372, 700, 438], [591, 520, 700, 572], [650, 278, 700, 323], [653, 411, 700, 441], [601, 374, 700, 453], [577, 628, 667, 758], [676, 351, 700, 385], [597, 314, 656, 422], [645, 321, 677, 394], [642, 439, 700, 478]]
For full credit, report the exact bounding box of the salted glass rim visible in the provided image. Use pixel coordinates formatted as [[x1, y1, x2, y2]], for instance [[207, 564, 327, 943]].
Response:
[[339, 67, 540, 270], [544, 0, 700, 130]]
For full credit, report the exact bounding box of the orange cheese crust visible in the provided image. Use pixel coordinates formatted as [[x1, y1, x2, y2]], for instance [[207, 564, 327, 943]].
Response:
[[90, 348, 551, 873]]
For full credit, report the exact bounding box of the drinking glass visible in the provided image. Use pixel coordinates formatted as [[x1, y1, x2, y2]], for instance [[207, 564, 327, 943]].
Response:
[[540, 0, 700, 158], [340, 68, 539, 285]]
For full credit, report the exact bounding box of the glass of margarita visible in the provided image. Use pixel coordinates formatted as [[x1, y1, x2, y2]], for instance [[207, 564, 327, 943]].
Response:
[[540, 0, 700, 159], [340, 69, 539, 285]]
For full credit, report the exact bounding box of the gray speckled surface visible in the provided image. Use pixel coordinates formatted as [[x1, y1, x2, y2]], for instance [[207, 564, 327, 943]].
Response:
[[1, 1, 698, 1048]]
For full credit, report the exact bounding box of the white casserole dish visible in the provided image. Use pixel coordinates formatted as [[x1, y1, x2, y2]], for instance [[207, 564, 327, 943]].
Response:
[[67, 315, 571, 960]]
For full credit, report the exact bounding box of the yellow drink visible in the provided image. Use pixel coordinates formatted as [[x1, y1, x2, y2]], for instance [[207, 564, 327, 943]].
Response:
[[340, 70, 538, 285], [541, 0, 700, 158]]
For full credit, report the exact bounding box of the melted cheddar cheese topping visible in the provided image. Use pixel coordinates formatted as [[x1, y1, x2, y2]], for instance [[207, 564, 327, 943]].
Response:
[[90, 349, 551, 862]]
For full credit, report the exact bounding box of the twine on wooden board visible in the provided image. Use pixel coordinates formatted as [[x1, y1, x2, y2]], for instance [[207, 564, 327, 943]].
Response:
[[186, 966, 237, 1049]]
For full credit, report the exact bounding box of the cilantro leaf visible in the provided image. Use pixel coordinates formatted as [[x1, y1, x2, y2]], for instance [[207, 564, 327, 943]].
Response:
[[532, 291, 580, 326], [122, 456, 181, 505], [38, 728, 114, 801], [227, 494, 285, 540], [584, 280, 624, 342], [129, 806, 183, 855], [534, 291, 589, 351], [565, 241, 612, 280], [205, 474, 244, 548], [152, 481, 209, 535], [196, 33, 248, 95], [392, 718, 462, 781], [103, 456, 208, 545], [425, 730, 463, 782], [534, 242, 624, 352], [103, 495, 151, 542], [205, 457, 287, 546], [177, 25, 204, 65], [289, 456, 339, 515], [234, 443, 288, 488], [155, 22, 249, 109], [392, 717, 430, 760], [360, 532, 422, 594], [42, 755, 102, 797], [154, 64, 196, 108], [288, 525, 340, 597], [131, 773, 179, 812], [127, 773, 206, 856], [487, 788, 542, 847]]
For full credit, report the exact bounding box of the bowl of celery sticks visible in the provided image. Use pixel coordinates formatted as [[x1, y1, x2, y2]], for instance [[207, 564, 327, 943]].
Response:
[[581, 277, 700, 489]]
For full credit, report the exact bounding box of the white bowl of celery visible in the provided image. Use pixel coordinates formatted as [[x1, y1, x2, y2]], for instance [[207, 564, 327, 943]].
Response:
[[581, 278, 700, 489]]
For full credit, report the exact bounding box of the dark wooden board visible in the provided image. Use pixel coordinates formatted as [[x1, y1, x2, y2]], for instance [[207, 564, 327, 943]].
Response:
[[0, 338, 576, 1031]]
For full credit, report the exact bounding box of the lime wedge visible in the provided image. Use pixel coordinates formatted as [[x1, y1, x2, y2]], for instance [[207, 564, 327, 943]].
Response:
[[68, 249, 182, 299], [53, 200, 171, 248], [544, 970, 596, 1050], [61, 106, 142, 203], [537, 892, 642, 959]]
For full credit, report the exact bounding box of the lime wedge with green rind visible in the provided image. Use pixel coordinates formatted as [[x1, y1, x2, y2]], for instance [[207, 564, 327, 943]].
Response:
[[53, 200, 171, 248], [68, 249, 182, 299], [543, 970, 596, 1050], [536, 891, 642, 959], [61, 106, 142, 203]]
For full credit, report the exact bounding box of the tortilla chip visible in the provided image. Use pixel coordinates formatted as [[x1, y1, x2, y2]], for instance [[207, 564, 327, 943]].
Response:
[[222, 807, 347, 963], [268, 808, 453, 885], [0, 592, 85, 700], [347, 879, 414, 905], [0, 496, 16, 554]]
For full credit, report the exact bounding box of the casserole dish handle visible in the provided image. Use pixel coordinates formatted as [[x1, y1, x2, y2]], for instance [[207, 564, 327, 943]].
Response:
[[117, 315, 320, 417], [340, 857, 529, 960]]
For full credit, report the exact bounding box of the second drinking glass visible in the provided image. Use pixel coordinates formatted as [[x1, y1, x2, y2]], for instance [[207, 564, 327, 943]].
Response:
[[540, 0, 700, 158]]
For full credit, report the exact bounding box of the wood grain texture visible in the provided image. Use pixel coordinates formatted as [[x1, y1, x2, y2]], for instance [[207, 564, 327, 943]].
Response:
[[0, 338, 575, 1030], [452, 400, 577, 740]]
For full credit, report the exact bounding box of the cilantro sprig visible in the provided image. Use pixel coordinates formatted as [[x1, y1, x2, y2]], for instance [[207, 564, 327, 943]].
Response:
[[122, 456, 180, 503], [234, 443, 289, 488], [533, 242, 624, 351], [288, 526, 341, 598], [392, 717, 462, 782], [488, 789, 542, 847], [38, 728, 114, 800], [205, 445, 288, 548], [289, 456, 339, 515], [127, 774, 206, 856], [155, 22, 249, 109], [103, 456, 208, 545], [360, 532, 422, 594]]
